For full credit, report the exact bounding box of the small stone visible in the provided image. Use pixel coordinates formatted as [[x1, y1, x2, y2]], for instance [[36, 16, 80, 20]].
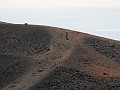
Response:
[[37, 69, 44, 72], [103, 73, 109, 75]]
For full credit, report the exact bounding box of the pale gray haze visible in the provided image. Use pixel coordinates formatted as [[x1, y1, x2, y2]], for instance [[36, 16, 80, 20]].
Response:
[[0, 0, 120, 40]]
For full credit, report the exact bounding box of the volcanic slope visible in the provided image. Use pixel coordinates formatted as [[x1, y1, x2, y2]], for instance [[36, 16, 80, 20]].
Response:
[[0, 23, 120, 90]]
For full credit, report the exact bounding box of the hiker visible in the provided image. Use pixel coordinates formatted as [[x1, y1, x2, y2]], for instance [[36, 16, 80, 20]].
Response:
[[66, 31, 69, 40]]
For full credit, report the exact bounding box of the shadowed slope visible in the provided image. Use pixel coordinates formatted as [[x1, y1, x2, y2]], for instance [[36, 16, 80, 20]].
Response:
[[0, 24, 52, 55], [0, 24, 52, 90], [29, 66, 120, 90], [0, 55, 30, 89]]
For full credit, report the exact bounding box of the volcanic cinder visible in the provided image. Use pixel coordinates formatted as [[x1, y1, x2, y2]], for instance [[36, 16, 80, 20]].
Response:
[[0, 22, 120, 90]]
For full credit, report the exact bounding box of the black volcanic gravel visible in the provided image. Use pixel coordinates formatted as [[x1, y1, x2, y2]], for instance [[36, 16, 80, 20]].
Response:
[[83, 37, 120, 62], [0, 24, 52, 89], [29, 66, 120, 90], [0, 24, 52, 55], [0, 55, 30, 89]]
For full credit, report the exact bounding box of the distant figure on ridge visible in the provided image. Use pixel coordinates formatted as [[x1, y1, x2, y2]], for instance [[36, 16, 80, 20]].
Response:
[[66, 31, 69, 40], [25, 23, 28, 25]]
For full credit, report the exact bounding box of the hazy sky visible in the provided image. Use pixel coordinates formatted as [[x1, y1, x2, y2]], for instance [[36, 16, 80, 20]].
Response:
[[0, 0, 120, 40], [0, 0, 120, 8]]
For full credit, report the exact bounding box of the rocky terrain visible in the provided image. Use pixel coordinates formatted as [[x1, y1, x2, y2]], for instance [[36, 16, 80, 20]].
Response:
[[0, 22, 120, 90]]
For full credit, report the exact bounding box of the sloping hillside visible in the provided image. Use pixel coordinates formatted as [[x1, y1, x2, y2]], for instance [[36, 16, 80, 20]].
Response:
[[0, 23, 120, 90], [0, 21, 11, 24]]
